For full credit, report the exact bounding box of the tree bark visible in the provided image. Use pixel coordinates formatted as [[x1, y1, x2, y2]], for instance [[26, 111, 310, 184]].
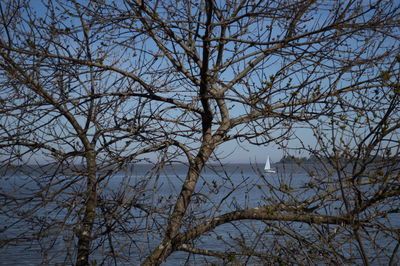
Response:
[[142, 142, 214, 265], [76, 149, 98, 266]]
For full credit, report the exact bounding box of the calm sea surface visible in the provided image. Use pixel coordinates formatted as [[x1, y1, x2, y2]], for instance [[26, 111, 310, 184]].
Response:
[[0, 163, 398, 265]]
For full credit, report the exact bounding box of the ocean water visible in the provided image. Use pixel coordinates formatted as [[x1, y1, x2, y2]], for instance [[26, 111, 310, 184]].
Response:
[[0, 163, 398, 265]]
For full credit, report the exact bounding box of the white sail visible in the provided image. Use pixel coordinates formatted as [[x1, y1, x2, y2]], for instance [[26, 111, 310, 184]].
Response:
[[264, 156, 276, 173]]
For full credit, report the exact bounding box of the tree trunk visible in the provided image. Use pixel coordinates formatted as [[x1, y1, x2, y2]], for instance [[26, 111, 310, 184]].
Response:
[[76, 150, 98, 266], [142, 143, 214, 265]]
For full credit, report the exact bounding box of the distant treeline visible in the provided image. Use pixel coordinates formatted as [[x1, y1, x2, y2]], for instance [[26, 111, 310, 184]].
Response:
[[278, 155, 319, 164], [278, 154, 398, 164]]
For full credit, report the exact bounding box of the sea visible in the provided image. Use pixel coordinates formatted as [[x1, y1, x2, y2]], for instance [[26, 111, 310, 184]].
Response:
[[0, 163, 398, 265]]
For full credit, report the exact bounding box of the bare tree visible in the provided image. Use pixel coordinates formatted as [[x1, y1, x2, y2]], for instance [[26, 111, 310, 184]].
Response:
[[0, 1, 168, 264], [0, 0, 399, 265]]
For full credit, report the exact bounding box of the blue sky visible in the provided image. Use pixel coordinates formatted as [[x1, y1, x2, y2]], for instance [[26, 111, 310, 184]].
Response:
[[4, 0, 399, 166]]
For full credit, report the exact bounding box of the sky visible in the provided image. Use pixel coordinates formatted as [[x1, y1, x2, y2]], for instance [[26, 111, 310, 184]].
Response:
[[3, 0, 399, 166]]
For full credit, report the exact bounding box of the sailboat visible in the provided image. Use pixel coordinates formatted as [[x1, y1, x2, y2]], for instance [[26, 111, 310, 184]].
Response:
[[264, 156, 276, 173]]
